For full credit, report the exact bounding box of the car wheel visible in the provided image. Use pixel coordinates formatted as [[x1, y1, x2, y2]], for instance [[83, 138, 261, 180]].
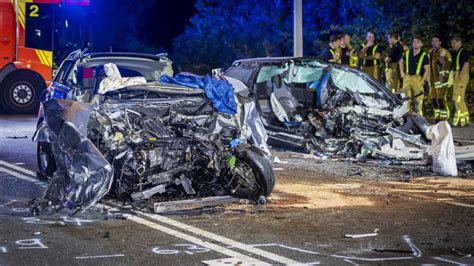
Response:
[[37, 142, 56, 179], [222, 145, 275, 199], [1, 72, 45, 114]]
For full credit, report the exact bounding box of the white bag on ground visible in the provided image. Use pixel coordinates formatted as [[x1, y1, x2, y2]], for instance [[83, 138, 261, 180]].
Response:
[[425, 121, 458, 176]]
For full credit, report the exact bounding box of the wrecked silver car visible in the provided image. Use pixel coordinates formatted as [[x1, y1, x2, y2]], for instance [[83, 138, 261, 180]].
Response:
[[224, 57, 431, 159], [32, 51, 274, 214]]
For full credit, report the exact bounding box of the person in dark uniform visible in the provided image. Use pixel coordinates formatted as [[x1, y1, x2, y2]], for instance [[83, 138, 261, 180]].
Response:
[[399, 35, 430, 115], [385, 31, 403, 92], [320, 35, 341, 63], [359, 31, 382, 80], [338, 33, 354, 66]]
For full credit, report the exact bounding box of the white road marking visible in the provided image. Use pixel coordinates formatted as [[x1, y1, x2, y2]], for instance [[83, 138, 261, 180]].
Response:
[[127, 215, 268, 265], [433, 256, 467, 265], [132, 208, 301, 265], [403, 235, 421, 257], [202, 257, 266, 265], [1, 161, 290, 265], [247, 243, 320, 255], [331, 235, 421, 262], [344, 259, 358, 265], [0, 167, 47, 188], [75, 254, 125, 259], [0, 200, 17, 207], [397, 193, 474, 209], [0, 160, 37, 176]]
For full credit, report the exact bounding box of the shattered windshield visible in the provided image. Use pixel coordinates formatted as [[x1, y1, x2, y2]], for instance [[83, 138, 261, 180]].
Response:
[[330, 68, 377, 94], [257, 60, 380, 95]]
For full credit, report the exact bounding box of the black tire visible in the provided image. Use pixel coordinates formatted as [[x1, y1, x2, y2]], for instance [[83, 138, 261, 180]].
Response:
[[222, 145, 275, 199], [37, 141, 56, 179], [1, 71, 45, 114]]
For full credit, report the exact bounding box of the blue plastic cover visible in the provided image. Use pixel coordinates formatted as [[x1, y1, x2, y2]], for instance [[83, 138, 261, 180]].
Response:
[[160, 74, 236, 115]]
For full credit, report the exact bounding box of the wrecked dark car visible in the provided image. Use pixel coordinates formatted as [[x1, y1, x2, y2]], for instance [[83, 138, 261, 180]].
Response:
[[223, 57, 432, 159], [32, 51, 274, 214]]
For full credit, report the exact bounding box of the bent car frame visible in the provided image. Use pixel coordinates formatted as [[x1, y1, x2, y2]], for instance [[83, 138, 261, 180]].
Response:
[[223, 57, 431, 159], [32, 51, 275, 214]]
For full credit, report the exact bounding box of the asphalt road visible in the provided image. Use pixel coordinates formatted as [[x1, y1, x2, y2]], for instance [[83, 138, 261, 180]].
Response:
[[0, 114, 473, 265]]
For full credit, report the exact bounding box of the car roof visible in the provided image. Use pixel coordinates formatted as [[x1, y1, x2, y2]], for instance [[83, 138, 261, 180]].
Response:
[[85, 52, 166, 61], [231, 56, 321, 65], [65, 50, 168, 62]]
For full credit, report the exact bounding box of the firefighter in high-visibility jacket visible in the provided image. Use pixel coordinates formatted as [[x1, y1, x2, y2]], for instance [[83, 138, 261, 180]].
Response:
[[321, 35, 341, 63], [399, 36, 430, 115], [450, 34, 470, 126], [429, 35, 452, 121], [338, 33, 355, 66], [359, 31, 382, 81]]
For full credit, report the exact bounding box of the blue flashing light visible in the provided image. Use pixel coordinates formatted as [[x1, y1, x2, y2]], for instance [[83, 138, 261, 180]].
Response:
[[51, 88, 67, 99]]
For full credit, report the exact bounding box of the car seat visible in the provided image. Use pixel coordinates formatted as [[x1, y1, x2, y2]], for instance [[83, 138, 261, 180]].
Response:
[[269, 75, 303, 126]]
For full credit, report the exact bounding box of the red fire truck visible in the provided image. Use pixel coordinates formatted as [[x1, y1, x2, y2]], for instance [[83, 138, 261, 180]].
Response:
[[0, 0, 89, 114]]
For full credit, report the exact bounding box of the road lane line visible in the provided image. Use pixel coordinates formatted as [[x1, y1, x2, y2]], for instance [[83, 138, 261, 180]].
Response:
[[127, 215, 269, 265], [0, 167, 47, 188], [0, 162, 276, 265], [0, 160, 37, 176], [133, 209, 301, 265], [0, 200, 17, 207], [75, 254, 125, 259], [433, 256, 466, 265], [394, 192, 474, 209]]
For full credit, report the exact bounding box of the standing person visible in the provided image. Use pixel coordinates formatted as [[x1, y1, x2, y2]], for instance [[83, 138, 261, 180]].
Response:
[[429, 34, 452, 121], [359, 31, 382, 81], [321, 35, 341, 63], [339, 33, 355, 66], [451, 34, 470, 126], [399, 35, 430, 115], [385, 31, 403, 93]]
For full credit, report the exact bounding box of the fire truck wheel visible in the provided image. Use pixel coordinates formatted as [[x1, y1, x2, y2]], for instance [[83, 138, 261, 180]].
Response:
[[1, 72, 45, 114]]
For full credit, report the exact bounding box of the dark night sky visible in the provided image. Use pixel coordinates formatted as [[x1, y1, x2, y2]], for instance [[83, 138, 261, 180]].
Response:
[[137, 0, 197, 49], [56, 0, 197, 53]]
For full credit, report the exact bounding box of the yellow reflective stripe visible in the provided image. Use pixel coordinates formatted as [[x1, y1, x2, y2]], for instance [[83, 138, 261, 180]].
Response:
[[42, 50, 53, 67], [416, 52, 427, 76], [405, 50, 410, 74], [329, 49, 335, 56], [456, 48, 463, 71], [362, 44, 378, 66], [373, 44, 379, 66], [18, 2, 26, 29], [362, 44, 365, 66], [34, 50, 53, 67], [35, 50, 46, 65]]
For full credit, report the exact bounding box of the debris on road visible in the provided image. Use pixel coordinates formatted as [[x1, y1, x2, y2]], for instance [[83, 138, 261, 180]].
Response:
[[153, 196, 236, 213], [344, 229, 379, 239], [5, 136, 27, 139], [273, 157, 289, 164], [455, 145, 474, 161], [451, 248, 472, 258]]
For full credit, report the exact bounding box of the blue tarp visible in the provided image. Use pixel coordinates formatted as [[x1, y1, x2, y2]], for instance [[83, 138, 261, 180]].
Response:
[[160, 74, 236, 115]]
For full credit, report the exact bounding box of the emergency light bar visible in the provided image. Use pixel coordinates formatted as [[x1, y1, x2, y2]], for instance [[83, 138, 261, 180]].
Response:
[[23, 0, 90, 5]]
